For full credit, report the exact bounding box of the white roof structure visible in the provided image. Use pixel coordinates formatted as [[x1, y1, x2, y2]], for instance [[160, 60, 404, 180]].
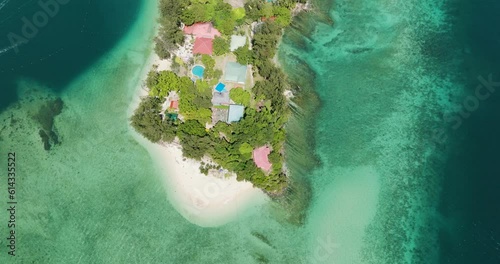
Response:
[[230, 35, 247, 51], [227, 104, 245, 123], [224, 62, 248, 84]]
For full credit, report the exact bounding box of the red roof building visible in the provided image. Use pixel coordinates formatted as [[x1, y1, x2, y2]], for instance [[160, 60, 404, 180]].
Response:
[[193, 37, 213, 55], [252, 146, 272, 172], [169, 100, 179, 109], [183, 23, 221, 39]]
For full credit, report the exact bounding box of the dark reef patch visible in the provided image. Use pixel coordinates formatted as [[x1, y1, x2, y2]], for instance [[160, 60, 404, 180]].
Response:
[[347, 47, 373, 54], [251, 231, 274, 248], [254, 253, 270, 264], [32, 98, 65, 150]]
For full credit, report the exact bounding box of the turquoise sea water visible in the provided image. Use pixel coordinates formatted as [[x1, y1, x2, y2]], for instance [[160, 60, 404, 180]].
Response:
[[279, 0, 500, 263], [1, 0, 499, 263]]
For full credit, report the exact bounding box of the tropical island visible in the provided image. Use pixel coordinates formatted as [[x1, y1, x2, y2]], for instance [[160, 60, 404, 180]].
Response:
[[131, 0, 308, 194]]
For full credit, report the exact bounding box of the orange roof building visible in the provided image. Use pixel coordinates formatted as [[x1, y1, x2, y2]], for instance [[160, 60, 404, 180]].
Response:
[[183, 23, 221, 39], [193, 37, 213, 55], [169, 100, 179, 109]]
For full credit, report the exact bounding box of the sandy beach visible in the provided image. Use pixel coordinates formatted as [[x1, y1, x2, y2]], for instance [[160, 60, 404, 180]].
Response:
[[128, 54, 268, 227]]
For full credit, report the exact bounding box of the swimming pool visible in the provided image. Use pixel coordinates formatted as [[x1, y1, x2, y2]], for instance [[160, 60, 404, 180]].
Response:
[[192, 65, 205, 78], [215, 82, 226, 92]]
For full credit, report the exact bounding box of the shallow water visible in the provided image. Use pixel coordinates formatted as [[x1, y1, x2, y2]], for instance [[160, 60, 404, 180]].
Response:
[[280, 0, 499, 262]]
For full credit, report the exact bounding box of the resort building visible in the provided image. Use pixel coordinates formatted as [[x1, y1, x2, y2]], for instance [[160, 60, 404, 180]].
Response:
[[193, 37, 214, 55], [183, 23, 221, 55], [164, 91, 180, 113], [183, 23, 221, 39], [224, 62, 248, 84], [230, 35, 247, 51], [253, 146, 272, 172], [227, 104, 245, 123], [169, 100, 179, 110]]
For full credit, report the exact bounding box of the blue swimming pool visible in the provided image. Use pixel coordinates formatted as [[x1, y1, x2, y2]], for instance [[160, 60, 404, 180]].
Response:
[[215, 82, 226, 92], [192, 65, 205, 78]]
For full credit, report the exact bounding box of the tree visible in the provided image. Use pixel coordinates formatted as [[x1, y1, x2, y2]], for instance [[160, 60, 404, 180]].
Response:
[[201, 54, 215, 69], [154, 0, 188, 58], [201, 55, 216, 78], [195, 79, 210, 93], [239, 142, 253, 154], [244, 0, 265, 21], [276, 0, 301, 8], [274, 6, 292, 27], [214, 2, 235, 35], [234, 44, 253, 65], [261, 3, 274, 18], [146, 70, 159, 89], [150, 71, 180, 97], [193, 3, 215, 22], [178, 134, 210, 160], [252, 22, 281, 62], [232, 7, 246, 25], [213, 37, 230, 56], [230, 88, 251, 106], [171, 56, 181, 74], [154, 41, 171, 60], [213, 69, 223, 80], [255, 60, 274, 78], [162, 119, 177, 143], [131, 97, 165, 143], [178, 120, 207, 137]]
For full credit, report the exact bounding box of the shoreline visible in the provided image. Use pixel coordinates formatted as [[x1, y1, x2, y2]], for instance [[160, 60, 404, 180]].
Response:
[[128, 51, 268, 227]]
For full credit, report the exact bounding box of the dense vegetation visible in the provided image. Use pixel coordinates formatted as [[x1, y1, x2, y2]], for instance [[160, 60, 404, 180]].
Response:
[[180, 0, 244, 35], [212, 37, 230, 56], [147, 70, 213, 123], [229, 88, 251, 106], [155, 0, 189, 59], [234, 44, 253, 65], [133, 0, 306, 193]]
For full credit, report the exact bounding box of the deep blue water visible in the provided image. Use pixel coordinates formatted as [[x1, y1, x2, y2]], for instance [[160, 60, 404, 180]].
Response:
[[0, 0, 142, 113], [438, 0, 500, 263]]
